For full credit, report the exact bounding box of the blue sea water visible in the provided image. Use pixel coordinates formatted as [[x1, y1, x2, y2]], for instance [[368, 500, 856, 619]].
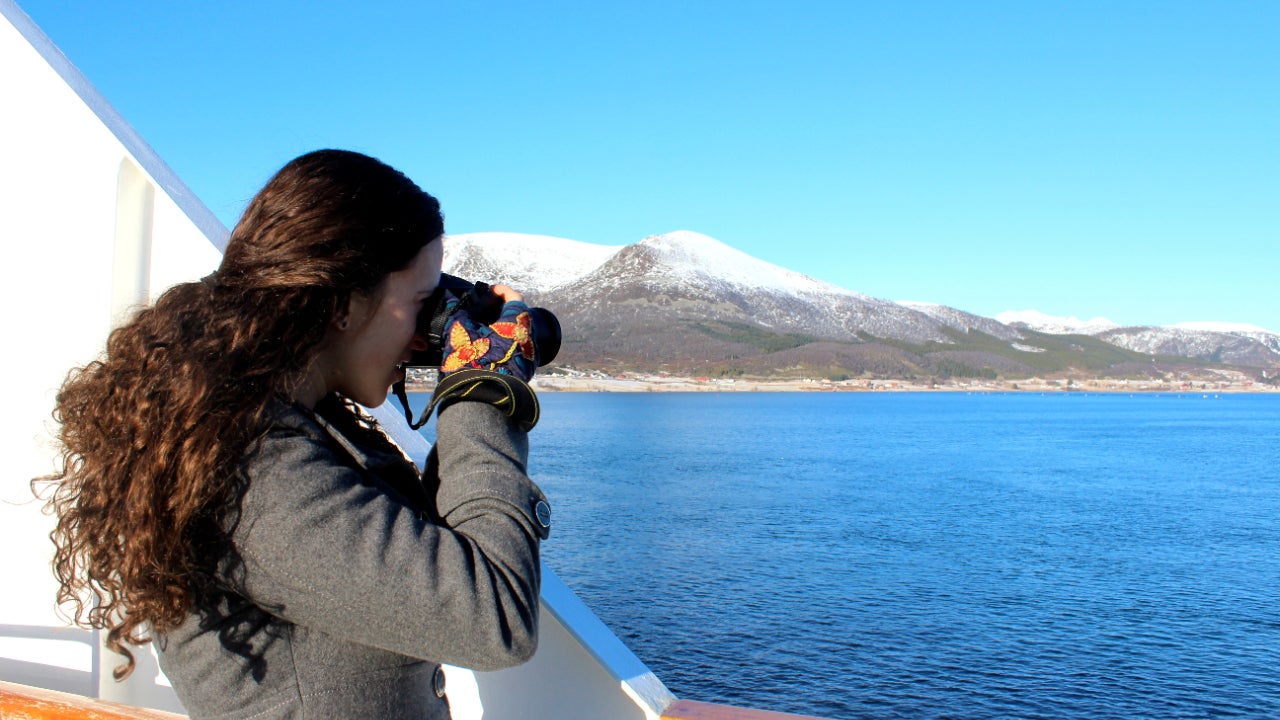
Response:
[[412, 392, 1280, 719]]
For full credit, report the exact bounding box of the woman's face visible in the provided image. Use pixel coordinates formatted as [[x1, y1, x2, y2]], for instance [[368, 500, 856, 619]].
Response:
[[318, 240, 444, 408]]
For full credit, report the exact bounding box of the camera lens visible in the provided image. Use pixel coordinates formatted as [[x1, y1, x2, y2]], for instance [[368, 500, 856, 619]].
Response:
[[406, 274, 561, 369], [528, 307, 561, 366]]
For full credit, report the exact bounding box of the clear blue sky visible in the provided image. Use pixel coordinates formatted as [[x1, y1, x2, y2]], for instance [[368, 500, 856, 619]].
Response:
[[17, 0, 1279, 331]]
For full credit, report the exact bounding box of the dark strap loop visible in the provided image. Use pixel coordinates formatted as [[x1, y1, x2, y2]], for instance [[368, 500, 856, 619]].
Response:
[[394, 369, 539, 432]]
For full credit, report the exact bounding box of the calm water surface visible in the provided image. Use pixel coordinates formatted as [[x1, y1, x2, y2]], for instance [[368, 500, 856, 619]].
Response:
[[414, 392, 1280, 719]]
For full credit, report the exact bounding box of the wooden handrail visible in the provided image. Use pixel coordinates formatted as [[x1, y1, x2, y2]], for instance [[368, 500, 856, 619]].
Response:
[[0, 681, 187, 720], [662, 699, 829, 719], [0, 681, 830, 720]]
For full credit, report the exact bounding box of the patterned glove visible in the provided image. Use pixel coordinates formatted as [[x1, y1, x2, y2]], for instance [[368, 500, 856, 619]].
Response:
[[439, 300, 538, 382]]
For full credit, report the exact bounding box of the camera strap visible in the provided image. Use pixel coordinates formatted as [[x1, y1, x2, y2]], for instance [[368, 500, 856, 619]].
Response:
[[393, 369, 539, 433], [392, 378, 427, 429]]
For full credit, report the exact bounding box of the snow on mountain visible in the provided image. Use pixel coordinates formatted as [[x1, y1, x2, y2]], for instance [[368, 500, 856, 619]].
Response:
[[1098, 325, 1280, 365], [995, 311, 1279, 364], [996, 309, 1119, 335], [633, 230, 865, 299], [1168, 322, 1280, 355], [1097, 326, 1279, 365], [435, 228, 1277, 371], [900, 301, 1023, 341], [546, 230, 952, 345], [444, 231, 950, 345], [442, 232, 622, 293]]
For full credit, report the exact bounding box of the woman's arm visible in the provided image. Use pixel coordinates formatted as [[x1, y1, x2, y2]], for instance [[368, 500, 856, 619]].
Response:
[[231, 402, 548, 670]]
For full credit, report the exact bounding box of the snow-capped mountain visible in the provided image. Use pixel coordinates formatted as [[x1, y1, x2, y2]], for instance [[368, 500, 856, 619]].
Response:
[[995, 309, 1120, 336], [1172, 322, 1280, 350], [1096, 326, 1280, 367], [616, 230, 857, 297], [442, 232, 621, 294], [992, 310, 1280, 366], [441, 230, 1278, 376], [519, 230, 950, 345], [448, 229, 874, 299], [902, 302, 1023, 341]]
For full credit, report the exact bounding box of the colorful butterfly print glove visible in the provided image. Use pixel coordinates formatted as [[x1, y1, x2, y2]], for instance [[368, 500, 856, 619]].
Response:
[[439, 300, 538, 383]]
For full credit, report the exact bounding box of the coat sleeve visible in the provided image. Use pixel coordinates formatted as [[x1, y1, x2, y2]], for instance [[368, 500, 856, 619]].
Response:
[[232, 402, 548, 671]]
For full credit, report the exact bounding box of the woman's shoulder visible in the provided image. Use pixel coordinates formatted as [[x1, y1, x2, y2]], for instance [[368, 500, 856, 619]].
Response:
[[244, 398, 422, 511], [240, 401, 356, 500], [253, 399, 360, 463], [263, 399, 328, 440]]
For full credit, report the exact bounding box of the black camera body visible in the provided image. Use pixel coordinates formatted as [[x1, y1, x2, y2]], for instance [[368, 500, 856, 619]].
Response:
[[407, 273, 561, 369]]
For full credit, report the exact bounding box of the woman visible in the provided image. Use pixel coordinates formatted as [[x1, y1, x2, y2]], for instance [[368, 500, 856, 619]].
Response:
[[39, 149, 550, 718]]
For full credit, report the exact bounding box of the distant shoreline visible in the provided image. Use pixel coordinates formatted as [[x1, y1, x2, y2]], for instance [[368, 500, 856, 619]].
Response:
[[407, 376, 1278, 394]]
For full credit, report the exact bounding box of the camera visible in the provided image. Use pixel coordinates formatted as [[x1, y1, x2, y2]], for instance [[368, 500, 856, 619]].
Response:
[[407, 273, 562, 369]]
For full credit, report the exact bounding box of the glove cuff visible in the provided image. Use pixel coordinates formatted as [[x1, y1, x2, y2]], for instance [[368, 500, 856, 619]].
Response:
[[424, 369, 540, 432]]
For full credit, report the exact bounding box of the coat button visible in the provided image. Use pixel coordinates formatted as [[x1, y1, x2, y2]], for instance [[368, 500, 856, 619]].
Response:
[[433, 665, 447, 698], [534, 500, 551, 529]]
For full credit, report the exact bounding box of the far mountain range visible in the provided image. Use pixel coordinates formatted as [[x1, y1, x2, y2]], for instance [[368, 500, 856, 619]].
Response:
[[442, 231, 1280, 383]]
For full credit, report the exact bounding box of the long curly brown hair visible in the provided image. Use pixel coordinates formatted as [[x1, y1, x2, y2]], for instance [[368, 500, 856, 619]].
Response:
[[36, 149, 443, 679]]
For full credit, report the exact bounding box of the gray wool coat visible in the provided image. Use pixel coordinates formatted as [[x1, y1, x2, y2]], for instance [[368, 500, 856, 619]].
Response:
[[156, 400, 550, 719]]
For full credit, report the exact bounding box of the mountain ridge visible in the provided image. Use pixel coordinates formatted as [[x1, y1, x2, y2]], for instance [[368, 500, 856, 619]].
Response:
[[441, 231, 1279, 381]]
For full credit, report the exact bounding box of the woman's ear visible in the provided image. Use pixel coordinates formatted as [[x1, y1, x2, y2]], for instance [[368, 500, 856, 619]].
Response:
[[331, 293, 353, 332], [332, 292, 369, 333], [330, 294, 350, 330]]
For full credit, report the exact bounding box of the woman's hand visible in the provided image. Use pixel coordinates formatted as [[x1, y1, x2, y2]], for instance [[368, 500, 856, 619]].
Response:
[[438, 285, 537, 382], [488, 284, 523, 304]]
